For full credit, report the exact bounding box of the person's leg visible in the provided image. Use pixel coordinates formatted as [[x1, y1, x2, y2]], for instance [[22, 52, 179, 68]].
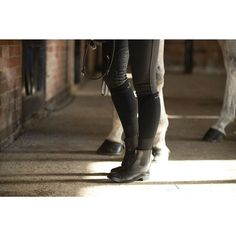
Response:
[[107, 40, 160, 183], [103, 40, 138, 165], [129, 40, 161, 150]]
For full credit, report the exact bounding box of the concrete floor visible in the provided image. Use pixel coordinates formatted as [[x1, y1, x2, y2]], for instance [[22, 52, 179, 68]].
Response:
[[1, 73, 236, 197]]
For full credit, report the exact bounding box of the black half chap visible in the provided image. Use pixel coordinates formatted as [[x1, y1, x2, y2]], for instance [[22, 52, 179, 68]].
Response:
[[104, 40, 160, 150]]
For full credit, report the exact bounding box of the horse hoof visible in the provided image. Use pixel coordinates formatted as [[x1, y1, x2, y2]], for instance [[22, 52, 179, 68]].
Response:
[[96, 139, 124, 155], [202, 128, 225, 142], [152, 147, 170, 163]]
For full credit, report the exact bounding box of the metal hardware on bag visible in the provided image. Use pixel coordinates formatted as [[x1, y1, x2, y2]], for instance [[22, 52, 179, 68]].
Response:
[[81, 40, 115, 81]]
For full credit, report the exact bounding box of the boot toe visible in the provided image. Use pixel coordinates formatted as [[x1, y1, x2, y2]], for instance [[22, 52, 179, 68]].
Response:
[[107, 170, 149, 183], [110, 166, 122, 173], [107, 171, 128, 183]]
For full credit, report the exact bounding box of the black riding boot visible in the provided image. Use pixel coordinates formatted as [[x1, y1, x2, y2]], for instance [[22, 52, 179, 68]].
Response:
[[110, 136, 138, 173], [107, 149, 152, 183]]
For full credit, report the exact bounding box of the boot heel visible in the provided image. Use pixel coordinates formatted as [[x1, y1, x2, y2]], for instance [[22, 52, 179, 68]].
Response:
[[138, 173, 150, 181]]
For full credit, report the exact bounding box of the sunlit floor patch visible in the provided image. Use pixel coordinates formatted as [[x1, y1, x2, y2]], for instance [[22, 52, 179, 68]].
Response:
[[87, 160, 236, 182], [150, 160, 236, 182], [79, 160, 236, 196]]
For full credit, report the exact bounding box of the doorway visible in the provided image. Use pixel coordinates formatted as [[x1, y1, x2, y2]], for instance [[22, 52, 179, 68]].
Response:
[[22, 40, 46, 120]]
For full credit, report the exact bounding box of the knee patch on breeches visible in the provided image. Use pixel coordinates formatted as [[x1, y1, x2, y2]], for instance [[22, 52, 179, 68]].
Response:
[[104, 74, 129, 91]]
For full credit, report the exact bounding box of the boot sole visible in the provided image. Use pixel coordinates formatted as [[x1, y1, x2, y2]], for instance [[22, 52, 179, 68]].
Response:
[[111, 168, 150, 175], [107, 173, 150, 183]]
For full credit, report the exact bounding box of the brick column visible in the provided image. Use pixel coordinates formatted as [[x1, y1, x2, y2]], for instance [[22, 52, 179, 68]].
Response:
[[0, 40, 22, 148], [46, 40, 68, 101]]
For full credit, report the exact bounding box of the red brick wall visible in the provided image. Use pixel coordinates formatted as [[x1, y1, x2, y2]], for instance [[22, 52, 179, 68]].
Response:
[[0, 40, 74, 148], [46, 40, 68, 101], [164, 40, 224, 73], [0, 40, 22, 147]]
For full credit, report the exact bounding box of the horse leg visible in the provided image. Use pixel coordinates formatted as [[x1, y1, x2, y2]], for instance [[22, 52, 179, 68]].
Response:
[[152, 40, 170, 162], [203, 40, 236, 141], [96, 99, 124, 155]]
